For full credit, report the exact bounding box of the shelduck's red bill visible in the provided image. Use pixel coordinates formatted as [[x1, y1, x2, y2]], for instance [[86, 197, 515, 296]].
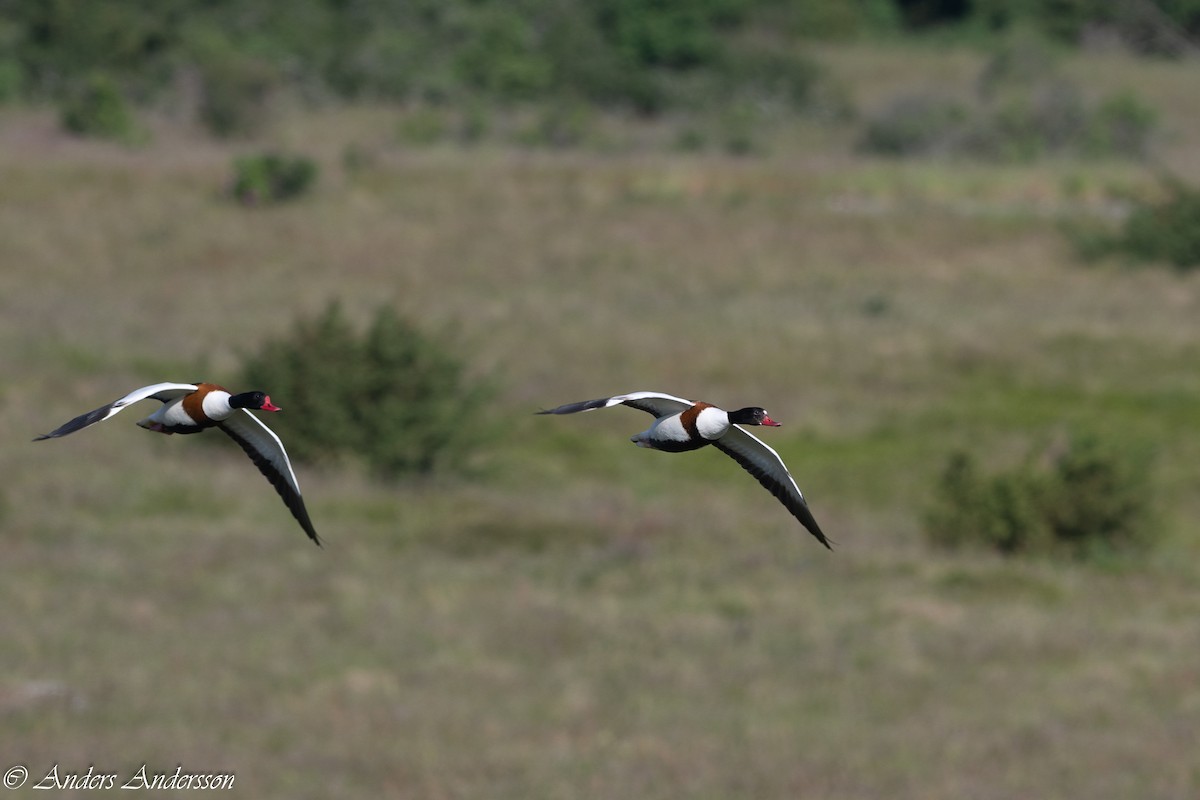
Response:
[[261, 397, 282, 412], [761, 415, 781, 427]]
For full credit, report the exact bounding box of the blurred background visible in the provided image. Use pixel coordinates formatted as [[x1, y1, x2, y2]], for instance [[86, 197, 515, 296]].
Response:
[[2, 0, 1199, 797]]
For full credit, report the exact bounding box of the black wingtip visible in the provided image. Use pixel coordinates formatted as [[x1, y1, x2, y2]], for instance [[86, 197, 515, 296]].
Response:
[[294, 510, 324, 549], [803, 524, 834, 551], [33, 405, 114, 441], [805, 519, 835, 551], [806, 518, 834, 551], [535, 397, 612, 416]]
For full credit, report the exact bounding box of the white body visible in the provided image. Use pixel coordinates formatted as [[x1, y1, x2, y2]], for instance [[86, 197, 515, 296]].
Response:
[[636, 406, 729, 447], [140, 389, 235, 429]]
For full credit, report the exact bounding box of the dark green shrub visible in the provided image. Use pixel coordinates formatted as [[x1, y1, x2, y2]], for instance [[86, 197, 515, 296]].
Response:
[[453, 9, 553, 100], [596, 0, 748, 70], [1118, 180, 1200, 268], [760, 0, 900, 38], [1072, 178, 1200, 270], [1042, 433, 1153, 556], [239, 302, 493, 479], [7, 0, 848, 139], [925, 431, 1154, 559], [10, 0, 178, 98], [924, 0, 1199, 52], [925, 452, 1052, 554], [60, 73, 141, 143], [230, 152, 318, 206], [540, 7, 665, 114]]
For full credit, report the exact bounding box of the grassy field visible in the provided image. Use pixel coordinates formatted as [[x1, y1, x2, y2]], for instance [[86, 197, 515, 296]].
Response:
[[3, 43, 1200, 798]]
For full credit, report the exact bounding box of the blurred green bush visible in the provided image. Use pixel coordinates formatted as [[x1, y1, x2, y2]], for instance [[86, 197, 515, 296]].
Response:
[[1, 0, 827, 139], [925, 431, 1155, 559], [1115, 180, 1200, 269], [1070, 177, 1200, 270], [60, 72, 142, 143], [5, 0, 1199, 112], [239, 302, 494, 479], [230, 153, 318, 206], [3, 0, 1190, 153]]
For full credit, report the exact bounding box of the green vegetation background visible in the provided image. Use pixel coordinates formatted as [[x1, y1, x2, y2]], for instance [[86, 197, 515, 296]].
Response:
[[3, 1, 1200, 798]]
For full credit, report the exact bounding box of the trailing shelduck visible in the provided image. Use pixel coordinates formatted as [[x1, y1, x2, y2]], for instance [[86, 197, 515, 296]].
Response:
[[35, 382, 321, 546], [538, 391, 830, 549]]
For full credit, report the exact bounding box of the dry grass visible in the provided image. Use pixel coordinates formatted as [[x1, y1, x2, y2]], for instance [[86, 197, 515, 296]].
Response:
[[2, 42, 1200, 799]]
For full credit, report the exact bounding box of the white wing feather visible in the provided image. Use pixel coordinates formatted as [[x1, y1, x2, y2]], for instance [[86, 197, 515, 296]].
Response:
[[538, 391, 695, 419], [35, 382, 200, 439], [219, 410, 305, 497], [218, 409, 321, 545], [714, 425, 831, 548]]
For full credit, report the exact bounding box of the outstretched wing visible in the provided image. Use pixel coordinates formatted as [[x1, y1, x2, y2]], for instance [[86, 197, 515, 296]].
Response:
[[538, 391, 694, 419], [218, 409, 322, 547], [34, 382, 199, 440], [714, 426, 832, 549]]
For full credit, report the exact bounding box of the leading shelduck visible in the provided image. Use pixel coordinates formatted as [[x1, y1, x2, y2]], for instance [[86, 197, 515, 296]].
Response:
[[537, 391, 830, 549], [35, 382, 321, 546]]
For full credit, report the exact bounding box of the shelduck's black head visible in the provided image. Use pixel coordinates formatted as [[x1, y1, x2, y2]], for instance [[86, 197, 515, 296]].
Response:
[[728, 406, 780, 427], [230, 391, 282, 412]]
